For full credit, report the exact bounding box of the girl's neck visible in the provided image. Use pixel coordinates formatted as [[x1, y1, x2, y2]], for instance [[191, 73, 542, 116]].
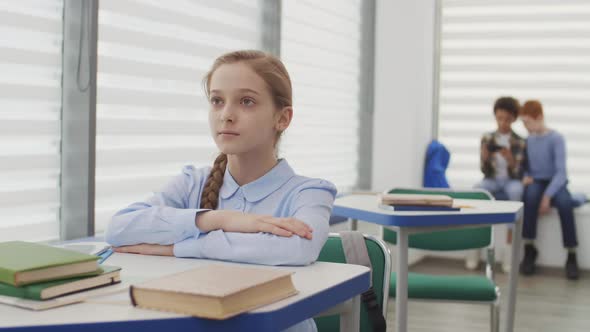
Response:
[[227, 151, 278, 186]]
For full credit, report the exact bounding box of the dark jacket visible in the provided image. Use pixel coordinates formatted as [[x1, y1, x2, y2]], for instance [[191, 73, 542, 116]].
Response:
[[480, 130, 526, 179]]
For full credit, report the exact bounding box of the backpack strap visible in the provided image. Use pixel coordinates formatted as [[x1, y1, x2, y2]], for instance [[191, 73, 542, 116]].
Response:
[[339, 231, 387, 332]]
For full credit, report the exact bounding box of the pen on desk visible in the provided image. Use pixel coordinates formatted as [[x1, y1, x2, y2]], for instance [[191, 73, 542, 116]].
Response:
[[455, 205, 475, 209], [94, 246, 110, 256], [96, 246, 114, 264]]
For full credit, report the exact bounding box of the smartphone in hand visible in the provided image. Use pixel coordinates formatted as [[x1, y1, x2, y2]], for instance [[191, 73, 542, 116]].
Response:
[[487, 142, 503, 152]]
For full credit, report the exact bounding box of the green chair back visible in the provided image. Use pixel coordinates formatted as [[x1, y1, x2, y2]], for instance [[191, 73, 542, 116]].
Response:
[[314, 234, 389, 332], [382, 188, 493, 251]]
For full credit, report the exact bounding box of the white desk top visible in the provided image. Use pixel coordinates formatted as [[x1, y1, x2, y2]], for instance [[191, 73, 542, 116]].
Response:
[[0, 253, 369, 329], [334, 194, 523, 227]]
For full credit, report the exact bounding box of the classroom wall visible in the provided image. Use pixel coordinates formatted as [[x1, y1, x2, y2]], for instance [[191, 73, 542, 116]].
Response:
[[372, 0, 435, 192], [370, 0, 590, 269]]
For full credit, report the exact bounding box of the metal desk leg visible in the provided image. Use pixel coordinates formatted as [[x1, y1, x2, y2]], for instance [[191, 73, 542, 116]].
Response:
[[340, 294, 360, 332], [505, 215, 522, 332], [396, 228, 409, 332], [349, 219, 358, 231]]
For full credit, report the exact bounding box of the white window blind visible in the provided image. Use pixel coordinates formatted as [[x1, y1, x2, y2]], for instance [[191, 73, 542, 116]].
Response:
[[0, 0, 63, 242], [95, 0, 264, 233], [438, 0, 590, 192], [280, 0, 362, 192]]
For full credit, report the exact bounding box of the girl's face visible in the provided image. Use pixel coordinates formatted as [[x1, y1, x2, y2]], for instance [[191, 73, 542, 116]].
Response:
[[208, 63, 291, 156], [521, 115, 544, 134]]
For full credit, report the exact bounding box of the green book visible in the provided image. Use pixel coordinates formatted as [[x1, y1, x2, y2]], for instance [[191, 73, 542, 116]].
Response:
[[0, 241, 100, 287], [0, 266, 121, 300]]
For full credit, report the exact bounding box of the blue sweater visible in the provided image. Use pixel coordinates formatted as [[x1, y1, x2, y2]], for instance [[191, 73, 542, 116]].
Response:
[[525, 130, 568, 197]]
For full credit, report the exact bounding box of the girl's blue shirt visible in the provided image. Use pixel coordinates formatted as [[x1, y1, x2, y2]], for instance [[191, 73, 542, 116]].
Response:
[[105, 159, 337, 266]]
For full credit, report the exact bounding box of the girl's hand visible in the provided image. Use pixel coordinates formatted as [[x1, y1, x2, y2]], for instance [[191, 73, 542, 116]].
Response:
[[256, 216, 314, 240], [197, 210, 313, 239], [539, 196, 551, 215], [113, 244, 174, 256]]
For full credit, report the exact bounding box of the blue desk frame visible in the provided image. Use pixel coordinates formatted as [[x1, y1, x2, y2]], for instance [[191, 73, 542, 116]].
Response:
[[2, 271, 368, 332], [332, 194, 524, 332]]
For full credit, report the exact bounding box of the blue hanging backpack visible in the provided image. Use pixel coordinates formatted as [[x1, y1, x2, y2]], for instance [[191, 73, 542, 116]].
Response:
[[423, 139, 450, 188]]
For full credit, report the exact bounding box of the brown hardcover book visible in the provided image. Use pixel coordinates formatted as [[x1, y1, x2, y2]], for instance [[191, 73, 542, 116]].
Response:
[[379, 193, 454, 207], [129, 264, 298, 319]]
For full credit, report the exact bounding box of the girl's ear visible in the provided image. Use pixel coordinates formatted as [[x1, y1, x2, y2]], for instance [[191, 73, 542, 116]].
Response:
[[275, 106, 293, 132]]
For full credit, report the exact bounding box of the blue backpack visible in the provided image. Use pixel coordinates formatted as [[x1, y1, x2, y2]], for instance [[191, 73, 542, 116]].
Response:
[[423, 139, 450, 188]]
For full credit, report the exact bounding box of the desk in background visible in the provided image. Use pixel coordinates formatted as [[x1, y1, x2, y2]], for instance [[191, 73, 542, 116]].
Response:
[[333, 194, 523, 332]]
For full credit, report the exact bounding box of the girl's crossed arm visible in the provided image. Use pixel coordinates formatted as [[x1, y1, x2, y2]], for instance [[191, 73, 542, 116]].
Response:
[[105, 166, 207, 247], [172, 181, 336, 266]]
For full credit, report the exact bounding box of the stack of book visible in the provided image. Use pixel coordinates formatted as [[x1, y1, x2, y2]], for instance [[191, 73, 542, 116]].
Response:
[[379, 193, 461, 211], [0, 241, 121, 308]]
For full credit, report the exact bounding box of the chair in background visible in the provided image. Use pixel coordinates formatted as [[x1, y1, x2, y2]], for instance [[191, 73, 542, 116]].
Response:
[[315, 233, 391, 332]]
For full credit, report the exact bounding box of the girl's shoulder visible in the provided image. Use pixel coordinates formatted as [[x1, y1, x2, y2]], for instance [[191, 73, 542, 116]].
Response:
[[175, 165, 213, 189], [285, 174, 338, 196], [265, 159, 338, 198], [180, 164, 212, 178]]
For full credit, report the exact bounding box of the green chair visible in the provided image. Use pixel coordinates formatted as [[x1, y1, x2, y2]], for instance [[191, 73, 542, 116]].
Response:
[[315, 233, 391, 332], [383, 187, 500, 332]]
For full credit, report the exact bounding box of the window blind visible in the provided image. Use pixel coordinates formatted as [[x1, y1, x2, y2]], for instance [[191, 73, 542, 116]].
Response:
[[0, 0, 63, 242], [438, 0, 590, 192], [95, 0, 264, 233], [280, 0, 363, 192]]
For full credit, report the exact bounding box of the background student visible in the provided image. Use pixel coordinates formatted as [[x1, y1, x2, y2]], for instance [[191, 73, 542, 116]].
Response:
[[476, 96, 526, 202], [472, 96, 526, 272], [519, 100, 579, 280]]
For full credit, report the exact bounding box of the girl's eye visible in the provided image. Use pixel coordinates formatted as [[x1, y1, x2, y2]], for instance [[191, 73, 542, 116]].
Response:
[[241, 97, 255, 107], [210, 97, 223, 106]]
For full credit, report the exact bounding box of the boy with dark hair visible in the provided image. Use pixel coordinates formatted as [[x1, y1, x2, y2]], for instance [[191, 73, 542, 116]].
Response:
[[471, 97, 526, 272], [477, 96, 526, 201]]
